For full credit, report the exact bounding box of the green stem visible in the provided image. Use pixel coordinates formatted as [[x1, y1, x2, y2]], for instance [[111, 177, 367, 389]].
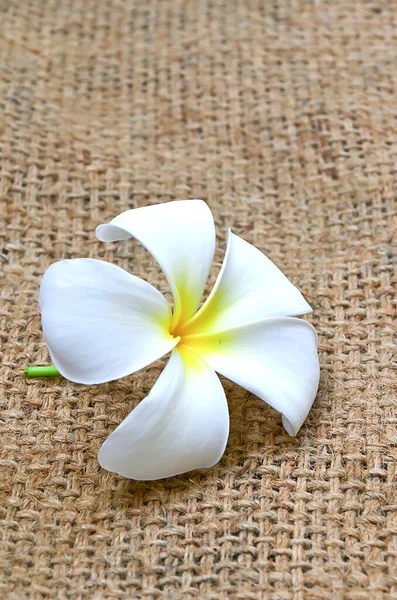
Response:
[[24, 365, 61, 378]]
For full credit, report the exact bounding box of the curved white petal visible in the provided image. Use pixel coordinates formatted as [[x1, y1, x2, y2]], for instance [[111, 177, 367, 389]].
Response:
[[40, 259, 177, 384], [185, 317, 319, 436], [96, 200, 216, 328], [180, 231, 312, 336], [98, 346, 229, 480]]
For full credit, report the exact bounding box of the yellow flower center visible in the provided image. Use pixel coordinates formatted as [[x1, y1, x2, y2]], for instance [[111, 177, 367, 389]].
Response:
[[169, 319, 189, 348]]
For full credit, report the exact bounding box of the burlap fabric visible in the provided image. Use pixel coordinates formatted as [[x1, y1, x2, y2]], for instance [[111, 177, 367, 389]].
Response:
[[1, 1, 396, 598]]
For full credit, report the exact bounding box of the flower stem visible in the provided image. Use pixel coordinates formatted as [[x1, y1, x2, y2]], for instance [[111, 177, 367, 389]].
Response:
[[24, 365, 61, 378]]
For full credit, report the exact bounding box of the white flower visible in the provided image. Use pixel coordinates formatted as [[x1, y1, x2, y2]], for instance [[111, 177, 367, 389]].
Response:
[[40, 200, 320, 480]]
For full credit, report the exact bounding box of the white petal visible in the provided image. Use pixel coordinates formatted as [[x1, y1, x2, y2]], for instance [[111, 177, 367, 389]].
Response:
[[98, 346, 229, 480], [96, 200, 216, 328], [180, 231, 312, 335], [40, 259, 177, 384], [185, 317, 319, 436]]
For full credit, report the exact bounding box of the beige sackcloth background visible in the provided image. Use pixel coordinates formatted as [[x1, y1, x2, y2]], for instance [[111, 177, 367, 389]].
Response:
[[1, 1, 396, 598]]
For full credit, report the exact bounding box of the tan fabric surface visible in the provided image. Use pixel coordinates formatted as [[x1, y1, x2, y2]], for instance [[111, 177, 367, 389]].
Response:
[[1, 1, 396, 598]]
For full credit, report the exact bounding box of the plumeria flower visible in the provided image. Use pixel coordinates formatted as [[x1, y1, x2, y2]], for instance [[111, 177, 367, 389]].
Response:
[[40, 200, 320, 480]]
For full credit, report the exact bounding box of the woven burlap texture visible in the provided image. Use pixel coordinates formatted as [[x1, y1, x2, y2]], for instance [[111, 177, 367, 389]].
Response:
[[1, 1, 396, 599]]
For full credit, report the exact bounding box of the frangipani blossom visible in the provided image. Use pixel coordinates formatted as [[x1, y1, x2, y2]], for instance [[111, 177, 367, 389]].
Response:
[[40, 200, 320, 480]]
